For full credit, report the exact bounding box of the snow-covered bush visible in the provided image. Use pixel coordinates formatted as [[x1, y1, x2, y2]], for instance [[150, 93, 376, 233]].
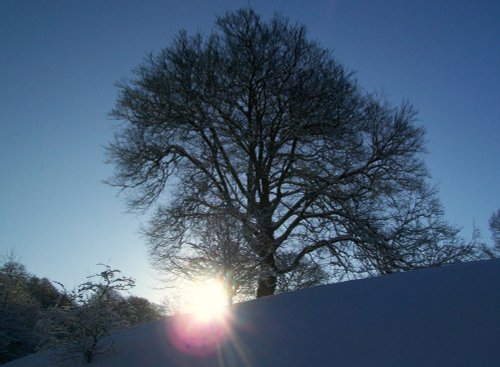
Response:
[[44, 265, 135, 364]]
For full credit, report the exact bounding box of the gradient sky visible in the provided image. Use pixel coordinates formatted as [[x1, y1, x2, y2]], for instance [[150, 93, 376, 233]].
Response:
[[1, 0, 499, 303]]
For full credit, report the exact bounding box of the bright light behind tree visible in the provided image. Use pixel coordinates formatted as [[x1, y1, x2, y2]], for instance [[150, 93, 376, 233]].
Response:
[[168, 278, 232, 356], [184, 279, 228, 321]]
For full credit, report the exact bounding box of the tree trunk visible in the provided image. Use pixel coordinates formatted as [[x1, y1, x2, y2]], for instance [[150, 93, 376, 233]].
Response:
[[256, 274, 277, 297], [223, 274, 234, 305], [256, 253, 277, 297]]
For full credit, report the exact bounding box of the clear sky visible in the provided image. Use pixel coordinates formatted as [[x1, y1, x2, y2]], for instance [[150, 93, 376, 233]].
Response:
[[1, 0, 499, 304]]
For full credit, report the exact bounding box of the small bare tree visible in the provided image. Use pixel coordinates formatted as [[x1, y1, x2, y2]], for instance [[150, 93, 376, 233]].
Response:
[[148, 213, 260, 303], [46, 265, 135, 364]]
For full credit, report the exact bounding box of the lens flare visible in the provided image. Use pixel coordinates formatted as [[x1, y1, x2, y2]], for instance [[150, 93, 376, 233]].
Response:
[[167, 278, 232, 356], [168, 312, 231, 356]]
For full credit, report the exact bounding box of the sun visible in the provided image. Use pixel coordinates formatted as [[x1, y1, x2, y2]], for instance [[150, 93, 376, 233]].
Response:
[[184, 278, 229, 321], [168, 278, 232, 356]]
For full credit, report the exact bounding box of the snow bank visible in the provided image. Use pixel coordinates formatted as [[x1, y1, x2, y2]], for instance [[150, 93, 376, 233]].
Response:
[[5, 259, 500, 366]]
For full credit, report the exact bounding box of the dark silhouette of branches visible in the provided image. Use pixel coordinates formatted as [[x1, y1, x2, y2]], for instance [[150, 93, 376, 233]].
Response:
[[108, 8, 479, 298]]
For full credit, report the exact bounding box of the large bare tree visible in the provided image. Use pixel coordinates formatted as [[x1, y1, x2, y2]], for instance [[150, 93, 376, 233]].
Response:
[[107, 8, 475, 298]]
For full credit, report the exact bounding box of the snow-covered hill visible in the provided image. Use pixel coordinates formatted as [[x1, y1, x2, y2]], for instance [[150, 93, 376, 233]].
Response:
[[5, 259, 500, 366]]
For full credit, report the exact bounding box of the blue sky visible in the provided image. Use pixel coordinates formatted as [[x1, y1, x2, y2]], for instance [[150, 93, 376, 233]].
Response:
[[1, 0, 499, 303]]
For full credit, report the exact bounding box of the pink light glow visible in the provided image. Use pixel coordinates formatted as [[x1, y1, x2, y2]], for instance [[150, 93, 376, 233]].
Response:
[[168, 312, 232, 357]]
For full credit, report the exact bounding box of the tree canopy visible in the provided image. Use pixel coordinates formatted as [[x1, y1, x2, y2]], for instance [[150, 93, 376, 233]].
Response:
[[108, 8, 476, 298]]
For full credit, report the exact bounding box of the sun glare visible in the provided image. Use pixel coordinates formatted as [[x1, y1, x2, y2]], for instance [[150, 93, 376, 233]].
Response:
[[168, 279, 233, 356], [184, 278, 228, 321]]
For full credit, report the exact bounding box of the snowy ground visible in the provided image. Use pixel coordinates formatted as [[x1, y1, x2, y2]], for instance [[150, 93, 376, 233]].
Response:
[[5, 259, 500, 366]]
